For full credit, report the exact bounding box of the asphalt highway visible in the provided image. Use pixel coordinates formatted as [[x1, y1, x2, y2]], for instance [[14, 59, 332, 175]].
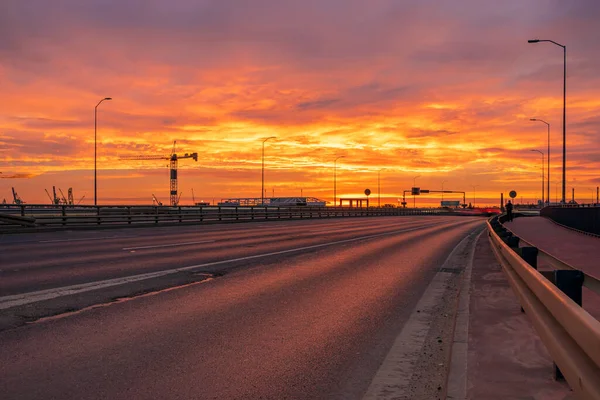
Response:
[[0, 216, 484, 399]]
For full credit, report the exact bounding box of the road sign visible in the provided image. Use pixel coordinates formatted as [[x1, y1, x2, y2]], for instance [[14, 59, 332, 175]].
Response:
[[441, 201, 460, 207], [364, 189, 371, 196], [509, 190, 517, 199], [411, 187, 420, 195]]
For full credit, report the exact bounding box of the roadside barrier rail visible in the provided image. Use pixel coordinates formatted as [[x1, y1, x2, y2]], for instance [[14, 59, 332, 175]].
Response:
[[0, 204, 487, 233], [487, 215, 600, 399]]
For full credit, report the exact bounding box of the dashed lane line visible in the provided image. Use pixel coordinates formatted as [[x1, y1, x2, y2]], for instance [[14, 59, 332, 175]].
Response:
[[122, 240, 216, 251], [0, 220, 451, 310]]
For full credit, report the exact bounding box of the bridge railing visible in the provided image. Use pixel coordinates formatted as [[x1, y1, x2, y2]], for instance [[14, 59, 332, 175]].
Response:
[[541, 205, 600, 236], [487, 215, 600, 398], [502, 215, 600, 296], [0, 205, 467, 233]]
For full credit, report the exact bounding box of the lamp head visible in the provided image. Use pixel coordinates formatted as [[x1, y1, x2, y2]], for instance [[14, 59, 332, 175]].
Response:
[[528, 39, 540, 43], [104, 97, 112, 101], [530, 118, 537, 121]]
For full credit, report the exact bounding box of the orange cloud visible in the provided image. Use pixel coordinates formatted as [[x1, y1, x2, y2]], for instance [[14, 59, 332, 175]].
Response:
[[1, 1, 600, 206]]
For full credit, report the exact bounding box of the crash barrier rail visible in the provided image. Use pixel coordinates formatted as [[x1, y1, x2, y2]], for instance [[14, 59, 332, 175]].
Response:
[[487, 215, 600, 399], [541, 206, 600, 236], [0, 204, 484, 233]]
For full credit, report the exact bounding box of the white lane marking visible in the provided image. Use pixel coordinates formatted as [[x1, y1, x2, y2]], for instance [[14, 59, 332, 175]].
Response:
[[0, 220, 451, 310], [307, 222, 423, 234], [361, 226, 483, 400], [39, 235, 138, 243], [122, 240, 216, 251]]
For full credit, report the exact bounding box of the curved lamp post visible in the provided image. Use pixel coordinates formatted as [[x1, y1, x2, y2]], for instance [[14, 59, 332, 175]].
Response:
[[377, 168, 385, 207], [530, 118, 550, 204], [261, 136, 276, 205], [94, 97, 112, 206], [441, 180, 448, 203], [334, 156, 345, 206], [471, 184, 479, 207], [531, 149, 545, 206], [528, 39, 566, 203]]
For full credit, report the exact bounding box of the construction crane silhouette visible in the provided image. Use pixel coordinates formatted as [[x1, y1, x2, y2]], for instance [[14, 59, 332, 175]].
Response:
[[121, 141, 198, 206], [12, 187, 24, 204]]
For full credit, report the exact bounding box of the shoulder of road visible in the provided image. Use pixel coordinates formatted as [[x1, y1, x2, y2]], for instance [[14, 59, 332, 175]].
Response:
[[446, 225, 574, 399]]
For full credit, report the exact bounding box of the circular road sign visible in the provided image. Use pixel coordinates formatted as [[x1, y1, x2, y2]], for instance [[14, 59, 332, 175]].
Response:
[[509, 190, 517, 199], [364, 188, 371, 196]]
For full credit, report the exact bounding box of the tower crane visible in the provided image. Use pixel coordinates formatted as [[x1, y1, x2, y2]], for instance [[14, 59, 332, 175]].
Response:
[[121, 141, 198, 206], [12, 187, 24, 204], [58, 188, 68, 205]]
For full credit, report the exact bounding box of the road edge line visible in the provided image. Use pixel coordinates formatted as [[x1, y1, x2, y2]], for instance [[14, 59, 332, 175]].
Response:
[[361, 226, 482, 400], [444, 229, 483, 399]]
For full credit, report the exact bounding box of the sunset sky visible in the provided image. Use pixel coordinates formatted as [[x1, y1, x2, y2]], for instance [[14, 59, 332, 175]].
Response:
[[1, 0, 600, 206]]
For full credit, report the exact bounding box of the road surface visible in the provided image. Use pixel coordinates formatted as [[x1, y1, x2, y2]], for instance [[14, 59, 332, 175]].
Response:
[[0, 216, 484, 399]]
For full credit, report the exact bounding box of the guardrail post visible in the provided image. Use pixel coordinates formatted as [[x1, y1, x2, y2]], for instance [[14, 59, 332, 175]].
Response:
[[505, 235, 520, 248], [179, 206, 182, 223], [236, 207, 239, 221], [497, 231, 513, 240], [128, 206, 132, 224], [515, 247, 538, 269], [557, 270, 584, 381], [219, 206, 222, 221], [536, 269, 585, 381]]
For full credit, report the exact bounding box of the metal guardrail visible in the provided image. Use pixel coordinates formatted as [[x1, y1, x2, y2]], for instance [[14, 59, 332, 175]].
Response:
[[0, 205, 483, 233], [0, 214, 36, 227], [487, 216, 600, 399]]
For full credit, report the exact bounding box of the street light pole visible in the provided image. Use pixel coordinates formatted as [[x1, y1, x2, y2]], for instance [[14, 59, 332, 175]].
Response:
[[261, 136, 276, 206], [334, 156, 345, 207], [528, 39, 566, 203], [471, 185, 479, 207], [441, 180, 447, 204], [94, 97, 112, 206], [377, 169, 384, 207], [530, 118, 550, 204], [413, 175, 420, 208], [531, 149, 545, 206]]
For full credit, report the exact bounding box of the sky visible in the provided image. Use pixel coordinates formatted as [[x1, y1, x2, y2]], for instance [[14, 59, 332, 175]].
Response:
[[1, 0, 600, 206]]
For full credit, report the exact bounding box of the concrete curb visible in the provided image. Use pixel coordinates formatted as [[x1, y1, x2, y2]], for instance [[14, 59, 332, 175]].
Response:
[[445, 230, 482, 399]]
